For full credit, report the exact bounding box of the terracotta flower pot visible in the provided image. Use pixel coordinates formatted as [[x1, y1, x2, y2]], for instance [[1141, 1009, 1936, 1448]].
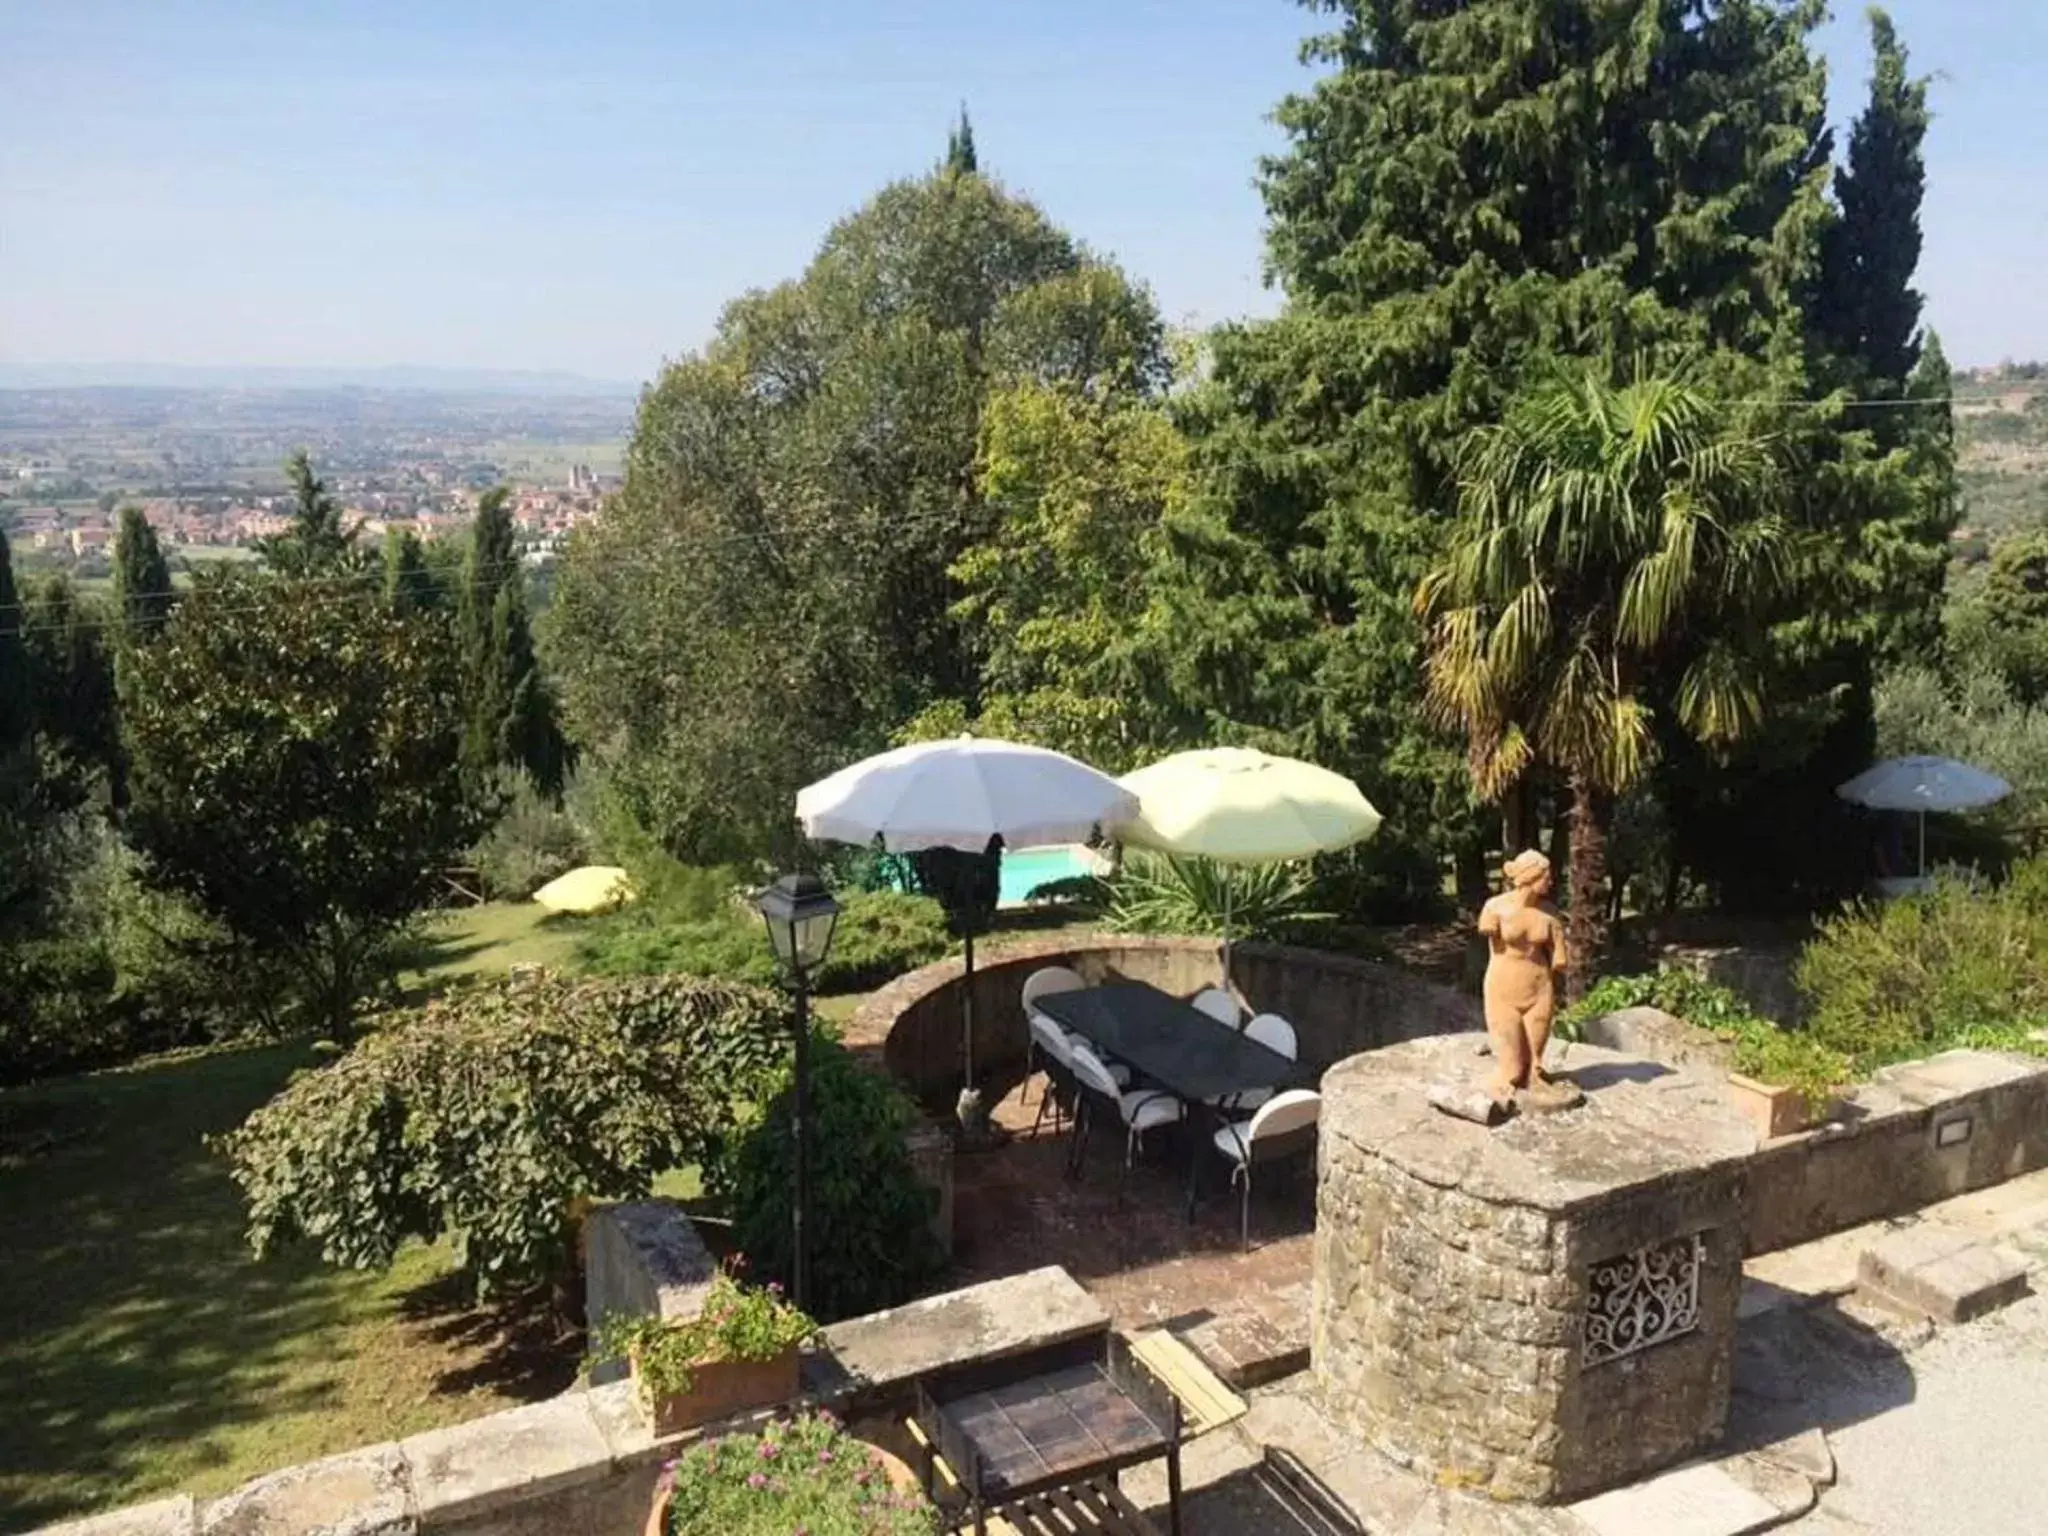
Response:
[[642, 1437, 920, 1536], [1726, 1072, 1810, 1140], [631, 1345, 802, 1436]]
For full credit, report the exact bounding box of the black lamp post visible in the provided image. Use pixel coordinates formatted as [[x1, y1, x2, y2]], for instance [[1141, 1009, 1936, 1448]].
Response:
[[754, 873, 840, 1314]]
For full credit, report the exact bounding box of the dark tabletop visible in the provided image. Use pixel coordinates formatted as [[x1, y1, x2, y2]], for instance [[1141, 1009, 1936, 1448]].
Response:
[[1033, 981, 1297, 1103], [931, 1361, 1170, 1498]]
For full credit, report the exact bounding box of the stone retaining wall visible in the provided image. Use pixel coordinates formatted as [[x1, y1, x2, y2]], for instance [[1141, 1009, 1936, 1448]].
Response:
[[34, 1268, 1109, 1536], [1576, 1011, 2048, 1257], [860, 931, 1474, 1111]]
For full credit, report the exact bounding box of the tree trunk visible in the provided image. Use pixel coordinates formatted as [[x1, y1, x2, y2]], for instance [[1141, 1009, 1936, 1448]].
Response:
[[1564, 769, 1612, 1004]]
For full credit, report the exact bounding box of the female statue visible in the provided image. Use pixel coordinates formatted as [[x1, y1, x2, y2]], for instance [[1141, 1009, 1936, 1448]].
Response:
[[1477, 849, 1571, 1108]]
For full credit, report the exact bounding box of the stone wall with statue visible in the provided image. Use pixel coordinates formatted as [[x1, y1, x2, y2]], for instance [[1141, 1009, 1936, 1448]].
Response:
[[1313, 1034, 1754, 1503]]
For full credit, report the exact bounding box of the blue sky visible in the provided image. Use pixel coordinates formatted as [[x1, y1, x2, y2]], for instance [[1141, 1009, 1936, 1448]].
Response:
[[3, 1, 2042, 385]]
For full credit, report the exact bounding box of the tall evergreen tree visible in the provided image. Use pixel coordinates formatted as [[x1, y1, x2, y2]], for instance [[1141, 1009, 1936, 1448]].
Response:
[[945, 106, 978, 176], [259, 451, 360, 577], [1819, 7, 1930, 391], [0, 537, 42, 935], [460, 489, 566, 796], [111, 506, 175, 642], [1157, 0, 1834, 915], [23, 575, 117, 801], [382, 528, 445, 616]]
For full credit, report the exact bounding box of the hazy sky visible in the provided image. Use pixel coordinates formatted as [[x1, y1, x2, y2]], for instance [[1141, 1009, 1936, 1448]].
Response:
[[4, 1, 2042, 385]]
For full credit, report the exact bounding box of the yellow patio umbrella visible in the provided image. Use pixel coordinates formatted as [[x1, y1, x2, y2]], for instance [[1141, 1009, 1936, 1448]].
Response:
[[532, 865, 634, 914], [1115, 747, 1382, 980]]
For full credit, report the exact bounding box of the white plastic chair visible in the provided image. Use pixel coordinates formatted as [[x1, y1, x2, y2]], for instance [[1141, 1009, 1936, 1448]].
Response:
[[1211, 1089, 1322, 1249], [1215, 1012, 1299, 1116], [1021, 966, 1087, 1105], [1190, 986, 1240, 1028], [1066, 1041, 1184, 1180]]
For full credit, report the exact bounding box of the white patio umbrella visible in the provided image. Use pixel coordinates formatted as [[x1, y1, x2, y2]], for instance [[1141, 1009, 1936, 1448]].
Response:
[[1116, 747, 1383, 983], [1836, 755, 2013, 879], [797, 736, 1138, 1130]]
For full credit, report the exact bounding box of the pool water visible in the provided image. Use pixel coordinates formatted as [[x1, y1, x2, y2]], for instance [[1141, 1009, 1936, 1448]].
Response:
[[998, 845, 1100, 907]]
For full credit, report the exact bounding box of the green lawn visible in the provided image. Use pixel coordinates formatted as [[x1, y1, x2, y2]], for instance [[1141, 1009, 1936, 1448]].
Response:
[[0, 899, 926, 1528], [400, 901, 594, 989], [0, 1045, 575, 1531]]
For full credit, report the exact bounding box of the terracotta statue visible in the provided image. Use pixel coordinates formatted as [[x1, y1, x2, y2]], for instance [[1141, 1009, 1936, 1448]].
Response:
[[1478, 849, 1571, 1109]]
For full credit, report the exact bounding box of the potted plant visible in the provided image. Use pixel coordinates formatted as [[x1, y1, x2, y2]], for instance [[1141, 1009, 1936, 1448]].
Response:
[[645, 1411, 936, 1536], [592, 1273, 817, 1435], [1723, 1025, 1853, 1140]]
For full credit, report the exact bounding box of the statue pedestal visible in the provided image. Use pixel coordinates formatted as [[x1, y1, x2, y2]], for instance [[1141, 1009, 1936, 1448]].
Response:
[[1313, 1035, 1755, 1503]]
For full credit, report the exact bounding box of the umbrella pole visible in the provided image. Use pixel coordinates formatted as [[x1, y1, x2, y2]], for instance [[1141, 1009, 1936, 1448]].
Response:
[[1222, 873, 1233, 992], [962, 927, 976, 1092], [1919, 809, 1927, 881]]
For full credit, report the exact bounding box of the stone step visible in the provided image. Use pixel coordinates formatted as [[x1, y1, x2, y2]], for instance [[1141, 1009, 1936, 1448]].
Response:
[[1177, 1281, 1312, 1390], [1855, 1223, 2031, 1324]]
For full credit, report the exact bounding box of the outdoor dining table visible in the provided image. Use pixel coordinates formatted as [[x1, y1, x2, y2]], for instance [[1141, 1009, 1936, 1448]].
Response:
[[1032, 980, 1298, 1218]]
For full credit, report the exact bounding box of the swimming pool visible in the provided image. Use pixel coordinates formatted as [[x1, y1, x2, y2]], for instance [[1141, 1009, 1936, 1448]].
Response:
[[998, 844, 1101, 907]]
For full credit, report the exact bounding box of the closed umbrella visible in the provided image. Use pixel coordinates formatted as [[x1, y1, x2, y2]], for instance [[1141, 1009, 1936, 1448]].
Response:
[[1837, 755, 2013, 880], [1117, 747, 1382, 982], [797, 736, 1137, 1133], [532, 865, 633, 914]]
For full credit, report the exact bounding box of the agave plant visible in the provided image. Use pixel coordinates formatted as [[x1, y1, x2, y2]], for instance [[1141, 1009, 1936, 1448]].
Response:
[[1104, 852, 1329, 942]]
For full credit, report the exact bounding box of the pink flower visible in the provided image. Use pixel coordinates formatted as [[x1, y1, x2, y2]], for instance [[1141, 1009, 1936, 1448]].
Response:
[[758, 1440, 781, 1460], [816, 1448, 834, 1464], [746, 1472, 768, 1491]]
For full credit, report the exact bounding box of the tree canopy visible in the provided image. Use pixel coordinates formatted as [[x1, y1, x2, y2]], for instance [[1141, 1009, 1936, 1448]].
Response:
[[122, 571, 491, 1031], [551, 156, 1166, 859], [259, 451, 361, 578]]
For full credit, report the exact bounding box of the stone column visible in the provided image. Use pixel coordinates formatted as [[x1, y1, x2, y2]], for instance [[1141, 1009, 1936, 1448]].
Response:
[[1312, 1035, 1755, 1503]]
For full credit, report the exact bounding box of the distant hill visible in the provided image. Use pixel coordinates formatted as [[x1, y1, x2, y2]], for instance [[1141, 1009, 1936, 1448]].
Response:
[[0, 362, 641, 397], [1954, 367, 2048, 558]]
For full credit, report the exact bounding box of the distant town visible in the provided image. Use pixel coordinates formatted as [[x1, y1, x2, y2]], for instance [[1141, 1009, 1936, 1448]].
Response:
[[0, 383, 636, 579]]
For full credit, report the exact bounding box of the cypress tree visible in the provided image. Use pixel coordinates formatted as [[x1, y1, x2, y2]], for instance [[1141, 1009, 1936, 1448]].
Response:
[[382, 528, 443, 615], [109, 506, 176, 810], [1161, 0, 1835, 914], [0, 538, 41, 934], [23, 574, 117, 800], [460, 488, 566, 796], [259, 451, 359, 577], [111, 506, 174, 642], [0, 536, 30, 761], [1819, 7, 1930, 393], [944, 106, 977, 176]]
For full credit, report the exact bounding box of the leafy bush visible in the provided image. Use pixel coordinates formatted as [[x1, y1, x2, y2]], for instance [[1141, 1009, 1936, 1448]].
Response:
[[1796, 864, 2048, 1072], [660, 1411, 938, 1536], [1104, 852, 1329, 942], [470, 772, 591, 900], [215, 974, 790, 1298], [590, 1272, 817, 1399], [1561, 968, 1853, 1113], [705, 1038, 943, 1324], [579, 888, 951, 993]]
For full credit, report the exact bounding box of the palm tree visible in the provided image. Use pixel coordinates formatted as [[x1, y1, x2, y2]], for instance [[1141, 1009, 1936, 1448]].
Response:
[[1416, 364, 1797, 993]]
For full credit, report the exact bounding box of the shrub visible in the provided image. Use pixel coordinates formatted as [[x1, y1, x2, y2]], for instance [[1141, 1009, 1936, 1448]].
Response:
[[215, 974, 789, 1298], [1796, 865, 2048, 1072], [705, 1038, 943, 1324], [660, 1412, 939, 1536], [1561, 968, 1853, 1113], [1104, 852, 1329, 942], [470, 772, 591, 900], [579, 887, 951, 994]]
